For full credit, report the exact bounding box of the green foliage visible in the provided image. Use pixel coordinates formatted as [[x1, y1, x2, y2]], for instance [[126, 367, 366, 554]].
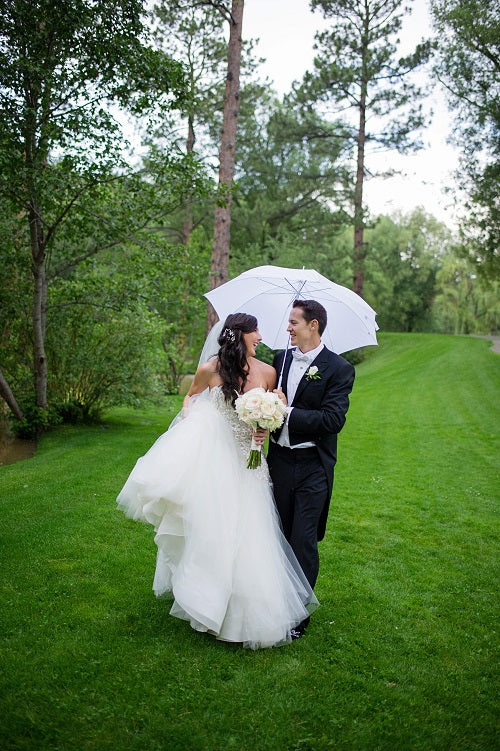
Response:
[[255, 342, 275, 366], [229, 92, 352, 271], [0, 0, 199, 418], [0, 0, 186, 173], [10, 401, 62, 439], [361, 207, 498, 336], [303, 0, 431, 155], [289, 0, 433, 296], [154, 228, 213, 390], [431, 0, 500, 279], [151, 0, 227, 151], [47, 302, 166, 414], [1, 335, 498, 749], [342, 347, 366, 366], [0, 205, 33, 395], [432, 254, 500, 334], [1, 0, 496, 433], [43, 199, 212, 406], [55, 396, 100, 425], [1, 159, 211, 419], [363, 209, 448, 332]]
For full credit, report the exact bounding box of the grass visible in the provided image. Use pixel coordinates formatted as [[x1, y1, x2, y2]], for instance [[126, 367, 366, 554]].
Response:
[[0, 333, 498, 751]]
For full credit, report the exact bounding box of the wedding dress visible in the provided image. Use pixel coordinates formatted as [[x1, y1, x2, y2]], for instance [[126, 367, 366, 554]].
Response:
[[117, 386, 318, 649]]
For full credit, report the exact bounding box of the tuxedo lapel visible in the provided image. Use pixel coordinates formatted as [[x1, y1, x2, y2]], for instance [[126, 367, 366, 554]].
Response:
[[292, 348, 331, 405]]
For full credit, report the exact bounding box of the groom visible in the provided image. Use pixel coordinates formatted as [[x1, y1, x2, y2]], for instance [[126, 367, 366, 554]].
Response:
[[267, 300, 355, 637]]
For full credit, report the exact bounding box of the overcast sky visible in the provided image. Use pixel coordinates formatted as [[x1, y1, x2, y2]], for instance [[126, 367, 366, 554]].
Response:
[[243, 0, 460, 228]]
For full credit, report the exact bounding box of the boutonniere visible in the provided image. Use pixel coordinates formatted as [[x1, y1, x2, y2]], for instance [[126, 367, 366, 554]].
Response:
[[306, 365, 321, 381]]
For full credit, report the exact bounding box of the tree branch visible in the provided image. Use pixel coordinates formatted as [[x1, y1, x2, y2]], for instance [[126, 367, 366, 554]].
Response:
[[44, 172, 130, 249], [47, 238, 125, 279], [0, 367, 24, 420]]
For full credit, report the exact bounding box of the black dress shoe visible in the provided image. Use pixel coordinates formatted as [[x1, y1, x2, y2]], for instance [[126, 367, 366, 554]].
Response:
[[290, 628, 303, 640]]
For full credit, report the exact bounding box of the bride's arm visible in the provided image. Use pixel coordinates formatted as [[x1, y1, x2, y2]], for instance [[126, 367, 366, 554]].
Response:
[[182, 361, 216, 408]]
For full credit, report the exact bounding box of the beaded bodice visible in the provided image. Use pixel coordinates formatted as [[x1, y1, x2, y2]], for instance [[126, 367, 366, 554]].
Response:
[[210, 386, 268, 478]]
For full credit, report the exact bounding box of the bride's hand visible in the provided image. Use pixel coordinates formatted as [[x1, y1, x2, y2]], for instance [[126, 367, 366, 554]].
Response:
[[252, 428, 268, 446]]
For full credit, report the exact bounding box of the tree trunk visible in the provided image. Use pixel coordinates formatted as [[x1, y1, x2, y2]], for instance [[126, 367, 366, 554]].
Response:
[[208, 0, 244, 329], [353, 89, 366, 297], [353, 25, 369, 299], [25, 76, 49, 410], [0, 367, 24, 419], [182, 112, 196, 246], [29, 203, 48, 409]]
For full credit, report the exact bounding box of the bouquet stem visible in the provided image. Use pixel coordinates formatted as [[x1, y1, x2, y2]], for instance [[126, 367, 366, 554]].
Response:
[[247, 436, 262, 469]]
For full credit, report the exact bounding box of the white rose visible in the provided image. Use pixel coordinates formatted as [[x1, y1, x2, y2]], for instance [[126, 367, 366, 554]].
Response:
[[261, 399, 276, 417], [244, 394, 262, 411]]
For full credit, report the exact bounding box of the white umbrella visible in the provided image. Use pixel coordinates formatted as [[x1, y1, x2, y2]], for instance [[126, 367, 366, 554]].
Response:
[[204, 265, 379, 354]]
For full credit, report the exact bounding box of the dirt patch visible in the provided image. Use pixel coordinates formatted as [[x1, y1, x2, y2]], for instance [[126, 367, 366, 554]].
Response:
[[0, 421, 37, 466]]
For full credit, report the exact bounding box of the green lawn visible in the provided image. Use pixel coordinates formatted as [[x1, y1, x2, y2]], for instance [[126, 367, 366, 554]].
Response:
[[1, 333, 498, 751]]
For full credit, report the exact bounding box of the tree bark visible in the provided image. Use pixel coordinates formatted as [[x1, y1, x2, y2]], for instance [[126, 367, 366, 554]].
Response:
[[0, 367, 24, 420], [30, 202, 48, 409], [208, 0, 244, 329], [25, 71, 49, 410], [182, 112, 196, 246]]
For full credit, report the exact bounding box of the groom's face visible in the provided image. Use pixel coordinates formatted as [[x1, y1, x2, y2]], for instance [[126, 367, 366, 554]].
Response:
[[288, 307, 317, 352]]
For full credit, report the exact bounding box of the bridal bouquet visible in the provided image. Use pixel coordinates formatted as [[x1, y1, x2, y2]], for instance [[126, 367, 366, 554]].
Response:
[[235, 387, 287, 469]]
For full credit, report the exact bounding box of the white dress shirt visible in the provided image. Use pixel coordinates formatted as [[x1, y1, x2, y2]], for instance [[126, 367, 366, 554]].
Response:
[[277, 342, 324, 449]]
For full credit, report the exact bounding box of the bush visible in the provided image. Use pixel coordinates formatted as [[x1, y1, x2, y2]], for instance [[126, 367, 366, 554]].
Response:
[[46, 305, 166, 414], [55, 397, 102, 425], [10, 402, 62, 439], [342, 347, 366, 366], [255, 342, 275, 365]]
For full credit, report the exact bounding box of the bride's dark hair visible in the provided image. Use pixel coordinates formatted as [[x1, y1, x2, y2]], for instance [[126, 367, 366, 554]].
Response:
[[217, 313, 258, 405]]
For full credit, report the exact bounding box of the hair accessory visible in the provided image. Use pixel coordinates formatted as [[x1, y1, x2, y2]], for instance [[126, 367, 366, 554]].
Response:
[[223, 327, 236, 343]]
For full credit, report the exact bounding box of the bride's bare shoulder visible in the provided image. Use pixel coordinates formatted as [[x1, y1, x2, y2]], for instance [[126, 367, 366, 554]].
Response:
[[249, 358, 277, 390], [198, 357, 218, 374], [187, 357, 221, 396]]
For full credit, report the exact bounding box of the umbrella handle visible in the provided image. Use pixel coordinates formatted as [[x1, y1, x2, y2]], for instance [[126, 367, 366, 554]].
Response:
[[277, 334, 291, 390]]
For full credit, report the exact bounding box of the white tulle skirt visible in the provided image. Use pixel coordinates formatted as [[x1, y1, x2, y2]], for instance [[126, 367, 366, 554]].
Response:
[[117, 393, 318, 649]]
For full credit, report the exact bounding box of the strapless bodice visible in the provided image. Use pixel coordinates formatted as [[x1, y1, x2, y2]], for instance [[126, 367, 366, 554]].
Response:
[[210, 386, 268, 478]]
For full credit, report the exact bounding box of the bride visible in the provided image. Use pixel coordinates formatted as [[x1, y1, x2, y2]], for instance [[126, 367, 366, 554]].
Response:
[[116, 313, 318, 649]]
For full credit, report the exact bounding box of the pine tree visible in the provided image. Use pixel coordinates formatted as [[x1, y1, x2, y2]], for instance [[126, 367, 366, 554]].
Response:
[[298, 0, 431, 297]]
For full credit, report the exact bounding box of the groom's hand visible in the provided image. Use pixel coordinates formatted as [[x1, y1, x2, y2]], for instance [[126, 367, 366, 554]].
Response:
[[273, 388, 288, 407]]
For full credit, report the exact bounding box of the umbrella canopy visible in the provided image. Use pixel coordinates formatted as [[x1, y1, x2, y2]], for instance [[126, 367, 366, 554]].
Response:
[[204, 265, 378, 354]]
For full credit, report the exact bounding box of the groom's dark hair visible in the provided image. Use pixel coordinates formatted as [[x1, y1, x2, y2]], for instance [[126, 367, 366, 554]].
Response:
[[292, 299, 327, 336]]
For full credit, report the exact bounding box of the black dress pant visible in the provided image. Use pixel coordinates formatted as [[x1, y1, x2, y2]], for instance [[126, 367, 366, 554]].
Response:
[[268, 443, 329, 589]]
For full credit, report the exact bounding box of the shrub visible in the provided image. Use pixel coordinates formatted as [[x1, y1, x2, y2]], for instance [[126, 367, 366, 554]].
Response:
[[10, 402, 62, 439]]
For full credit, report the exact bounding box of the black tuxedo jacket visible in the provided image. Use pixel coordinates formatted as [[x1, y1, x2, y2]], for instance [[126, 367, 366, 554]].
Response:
[[270, 346, 355, 540]]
